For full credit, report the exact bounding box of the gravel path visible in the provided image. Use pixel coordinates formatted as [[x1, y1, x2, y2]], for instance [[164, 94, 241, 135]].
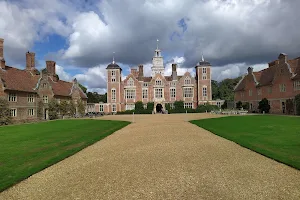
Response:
[[1, 114, 300, 200]]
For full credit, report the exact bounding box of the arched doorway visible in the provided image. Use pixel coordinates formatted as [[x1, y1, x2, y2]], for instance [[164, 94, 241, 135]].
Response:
[[156, 104, 163, 113]]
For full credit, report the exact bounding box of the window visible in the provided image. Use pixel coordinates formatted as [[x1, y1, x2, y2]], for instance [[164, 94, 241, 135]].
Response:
[[257, 88, 261, 95], [240, 92, 244, 98], [8, 93, 17, 102], [294, 81, 300, 90], [143, 82, 148, 87], [268, 87, 272, 94], [184, 77, 191, 85], [142, 89, 148, 99], [279, 84, 286, 92], [111, 70, 116, 76], [202, 67, 207, 74], [249, 90, 252, 96], [184, 102, 193, 109], [111, 89, 116, 101], [155, 79, 162, 86], [128, 78, 134, 86], [111, 78, 116, 82], [202, 75, 207, 80], [126, 104, 135, 110], [43, 83, 47, 88], [170, 82, 176, 87], [112, 104, 116, 112], [125, 89, 135, 99], [170, 103, 175, 109], [10, 109, 16, 117], [43, 95, 48, 103], [202, 87, 207, 97], [28, 109, 34, 116], [99, 104, 104, 112], [155, 88, 163, 98], [170, 88, 176, 98], [28, 94, 34, 102], [217, 102, 221, 108], [183, 88, 193, 98], [143, 104, 147, 109]]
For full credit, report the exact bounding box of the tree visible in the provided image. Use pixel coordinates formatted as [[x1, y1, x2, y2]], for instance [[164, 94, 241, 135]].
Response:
[[68, 100, 76, 116], [236, 101, 242, 109], [211, 80, 220, 100], [242, 102, 249, 110], [48, 99, 60, 120], [77, 100, 86, 116], [79, 83, 87, 93], [37, 100, 44, 120], [218, 77, 242, 100], [295, 94, 300, 115], [0, 97, 11, 125], [221, 100, 228, 109], [60, 100, 69, 117], [258, 98, 270, 113], [286, 99, 294, 115]]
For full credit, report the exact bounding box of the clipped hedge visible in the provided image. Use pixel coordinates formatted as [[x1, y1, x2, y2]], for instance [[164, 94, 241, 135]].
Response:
[[116, 110, 153, 115]]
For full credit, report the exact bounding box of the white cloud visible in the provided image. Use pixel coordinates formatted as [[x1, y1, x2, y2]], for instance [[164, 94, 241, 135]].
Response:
[[56, 65, 72, 81]]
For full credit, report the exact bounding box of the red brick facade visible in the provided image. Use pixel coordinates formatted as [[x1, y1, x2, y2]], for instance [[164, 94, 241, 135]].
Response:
[[234, 53, 300, 114], [0, 38, 87, 122]]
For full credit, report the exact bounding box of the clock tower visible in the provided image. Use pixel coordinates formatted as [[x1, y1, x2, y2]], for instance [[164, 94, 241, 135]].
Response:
[[151, 39, 164, 77]]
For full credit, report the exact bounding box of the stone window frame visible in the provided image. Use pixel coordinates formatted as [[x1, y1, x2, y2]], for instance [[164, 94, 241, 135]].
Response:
[[111, 78, 116, 82], [125, 89, 135, 99], [127, 78, 134, 86], [10, 108, 17, 117], [112, 104, 117, 112], [184, 102, 193, 109], [170, 82, 176, 87], [28, 108, 35, 116], [142, 89, 148, 99], [155, 78, 162, 86], [170, 88, 176, 98], [294, 80, 300, 91], [184, 77, 191, 85], [202, 75, 207, 80], [99, 104, 104, 112], [202, 67, 207, 74], [43, 83, 47, 88], [143, 82, 148, 87], [28, 94, 35, 103], [111, 88, 116, 101], [155, 88, 163, 98], [111, 70, 116, 76], [202, 86, 207, 97], [183, 87, 193, 98], [8, 93, 17, 102], [43, 95, 48, 103]]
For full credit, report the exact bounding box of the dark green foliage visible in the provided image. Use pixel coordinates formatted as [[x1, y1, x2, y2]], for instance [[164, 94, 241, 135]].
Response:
[[37, 100, 44, 120], [258, 98, 270, 113], [236, 101, 242, 109], [146, 102, 154, 111], [174, 101, 184, 113], [135, 101, 144, 111], [116, 110, 153, 115], [221, 100, 228, 109], [196, 104, 219, 113], [242, 102, 249, 110], [77, 100, 86, 116], [79, 83, 87, 93], [286, 99, 294, 115], [218, 77, 242, 101], [87, 92, 107, 103], [190, 115, 300, 170], [295, 94, 300, 115], [211, 80, 219, 100], [0, 119, 130, 191], [0, 98, 11, 125], [48, 99, 59, 120], [165, 103, 171, 111]]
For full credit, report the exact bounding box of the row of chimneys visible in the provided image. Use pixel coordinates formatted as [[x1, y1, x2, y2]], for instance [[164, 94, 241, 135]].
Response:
[[0, 38, 56, 76], [130, 63, 178, 79]]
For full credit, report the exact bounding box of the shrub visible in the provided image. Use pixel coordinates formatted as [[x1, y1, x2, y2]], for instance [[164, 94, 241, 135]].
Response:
[[59, 100, 69, 117], [236, 101, 242, 109], [174, 101, 185, 113], [295, 94, 300, 115], [147, 102, 154, 111], [0, 97, 12, 125], [37, 100, 44, 120], [135, 101, 144, 111], [242, 102, 249, 110], [221, 100, 228, 109], [48, 99, 59, 120], [286, 99, 294, 115], [258, 98, 270, 113]]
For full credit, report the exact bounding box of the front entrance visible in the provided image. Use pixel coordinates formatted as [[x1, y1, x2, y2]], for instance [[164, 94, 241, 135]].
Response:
[[156, 104, 163, 113], [44, 109, 49, 120]]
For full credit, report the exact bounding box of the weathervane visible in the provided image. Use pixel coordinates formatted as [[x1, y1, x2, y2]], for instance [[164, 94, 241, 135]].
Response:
[[112, 52, 115, 64], [201, 52, 204, 62], [157, 39, 159, 49]]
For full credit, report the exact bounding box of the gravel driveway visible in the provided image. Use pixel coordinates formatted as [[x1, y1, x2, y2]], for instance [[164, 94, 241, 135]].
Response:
[[1, 113, 300, 200]]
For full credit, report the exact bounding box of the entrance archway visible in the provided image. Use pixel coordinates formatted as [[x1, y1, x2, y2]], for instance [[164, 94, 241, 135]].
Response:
[[156, 104, 162, 113]]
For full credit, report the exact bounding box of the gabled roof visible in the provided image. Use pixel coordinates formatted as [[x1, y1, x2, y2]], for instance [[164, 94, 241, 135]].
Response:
[[0, 66, 40, 93], [257, 67, 276, 86], [49, 78, 87, 99]]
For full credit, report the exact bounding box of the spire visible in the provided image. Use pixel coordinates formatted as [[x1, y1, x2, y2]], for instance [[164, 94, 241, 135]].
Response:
[[201, 53, 204, 62], [112, 52, 115, 64], [156, 39, 159, 50]]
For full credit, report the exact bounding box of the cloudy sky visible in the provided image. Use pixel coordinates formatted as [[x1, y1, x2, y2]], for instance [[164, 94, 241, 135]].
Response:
[[1, 0, 300, 93]]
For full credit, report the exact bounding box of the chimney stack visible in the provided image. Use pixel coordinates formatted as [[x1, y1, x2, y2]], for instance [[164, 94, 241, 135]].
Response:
[[138, 65, 144, 77], [172, 64, 177, 80], [131, 68, 138, 77], [247, 67, 253, 74], [0, 58, 5, 70], [26, 51, 35, 70], [46, 61, 56, 76], [0, 38, 4, 59], [278, 53, 288, 64]]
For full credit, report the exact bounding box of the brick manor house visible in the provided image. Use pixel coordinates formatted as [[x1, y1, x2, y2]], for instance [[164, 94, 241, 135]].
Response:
[[234, 53, 300, 114], [0, 38, 87, 121], [97, 42, 224, 113]]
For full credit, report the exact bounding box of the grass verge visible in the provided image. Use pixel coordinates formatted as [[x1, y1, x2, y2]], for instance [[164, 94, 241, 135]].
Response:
[[190, 115, 300, 170], [0, 119, 130, 191]]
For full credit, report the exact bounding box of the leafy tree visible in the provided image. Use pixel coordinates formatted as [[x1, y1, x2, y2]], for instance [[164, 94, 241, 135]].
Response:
[[37, 100, 44, 120], [68, 100, 76, 116], [236, 101, 242, 109], [60, 100, 69, 117], [258, 98, 270, 113], [218, 77, 242, 100], [87, 92, 107, 103], [79, 83, 87, 93], [77, 100, 86, 116], [48, 99, 59, 120], [0, 97, 11, 125], [211, 80, 220, 100], [135, 101, 144, 111], [295, 94, 300, 115], [242, 102, 249, 110], [221, 100, 228, 109]]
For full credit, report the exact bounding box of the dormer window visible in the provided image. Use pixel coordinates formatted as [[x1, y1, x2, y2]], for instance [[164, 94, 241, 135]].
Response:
[[155, 79, 162, 86], [128, 78, 134, 86], [184, 77, 191, 85]]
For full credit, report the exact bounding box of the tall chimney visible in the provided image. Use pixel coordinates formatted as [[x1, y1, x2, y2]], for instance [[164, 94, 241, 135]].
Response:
[[138, 65, 144, 77], [0, 58, 5, 70], [247, 67, 253, 74], [0, 38, 4, 59], [26, 52, 35, 70], [46, 61, 56, 75], [172, 64, 177, 80]]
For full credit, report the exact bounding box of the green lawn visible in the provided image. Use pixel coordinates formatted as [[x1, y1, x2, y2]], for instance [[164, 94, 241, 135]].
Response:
[[0, 119, 130, 192], [190, 115, 300, 170]]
